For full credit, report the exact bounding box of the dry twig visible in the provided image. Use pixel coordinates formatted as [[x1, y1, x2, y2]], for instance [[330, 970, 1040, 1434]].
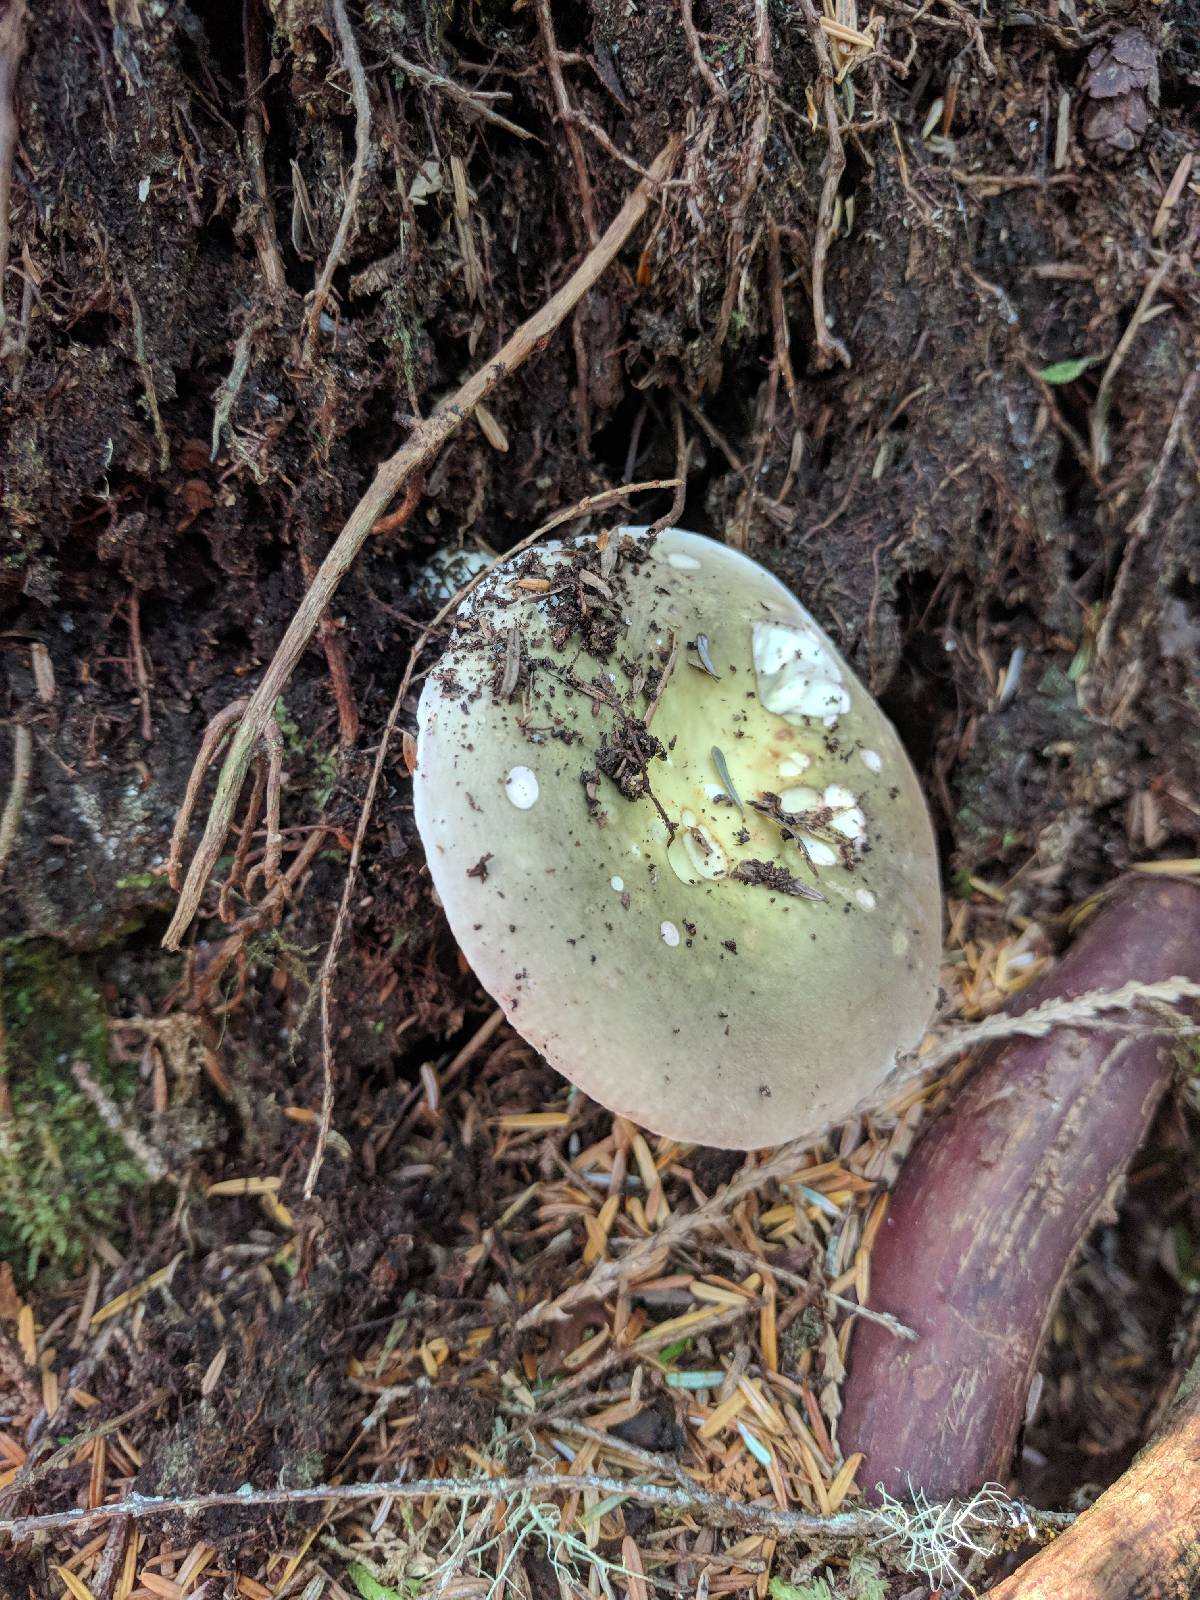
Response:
[[163, 135, 680, 950], [0, 1464, 1071, 1546], [305, 0, 372, 355]]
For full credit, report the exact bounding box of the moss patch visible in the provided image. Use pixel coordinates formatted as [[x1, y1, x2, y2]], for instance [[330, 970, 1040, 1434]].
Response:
[[0, 941, 149, 1279]]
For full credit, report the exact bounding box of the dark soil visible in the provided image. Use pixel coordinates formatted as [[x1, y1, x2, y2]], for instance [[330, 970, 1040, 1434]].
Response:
[[1, 0, 1198, 1589]]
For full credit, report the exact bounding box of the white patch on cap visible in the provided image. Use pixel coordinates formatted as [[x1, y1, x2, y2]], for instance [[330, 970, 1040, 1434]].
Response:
[[855, 887, 877, 910], [861, 748, 883, 773], [892, 930, 910, 956], [667, 811, 729, 885], [823, 784, 867, 844], [611, 876, 625, 892], [797, 836, 838, 867], [780, 785, 821, 812], [504, 766, 540, 809], [660, 920, 681, 947], [779, 784, 867, 867], [667, 552, 703, 571], [778, 751, 813, 778], [752, 621, 851, 726]]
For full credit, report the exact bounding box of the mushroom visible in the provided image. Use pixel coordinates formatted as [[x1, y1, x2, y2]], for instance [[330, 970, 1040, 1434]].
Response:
[[413, 526, 941, 1149]]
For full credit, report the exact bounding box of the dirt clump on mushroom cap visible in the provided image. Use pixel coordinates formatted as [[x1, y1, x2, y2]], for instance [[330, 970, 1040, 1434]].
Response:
[[414, 527, 941, 1149]]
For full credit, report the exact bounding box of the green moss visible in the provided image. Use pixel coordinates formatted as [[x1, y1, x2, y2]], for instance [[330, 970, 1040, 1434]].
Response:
[[0, 942, 149, 1280]]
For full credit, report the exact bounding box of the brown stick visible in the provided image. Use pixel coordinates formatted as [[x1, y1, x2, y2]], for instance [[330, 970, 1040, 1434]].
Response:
[[162, 136, 680, 950], [986, 1360, 1200, 1599], [840, 876, 1200, 1502]]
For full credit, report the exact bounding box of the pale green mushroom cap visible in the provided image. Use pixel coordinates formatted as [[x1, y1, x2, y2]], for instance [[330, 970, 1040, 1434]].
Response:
[[413, 526, 941, 1149]]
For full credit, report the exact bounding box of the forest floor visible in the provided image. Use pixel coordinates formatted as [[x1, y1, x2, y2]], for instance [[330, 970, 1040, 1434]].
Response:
[[1, 0, 1198, 1595]]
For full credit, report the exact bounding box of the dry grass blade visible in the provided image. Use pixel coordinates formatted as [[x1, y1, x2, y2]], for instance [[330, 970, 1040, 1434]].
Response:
[[162, 135, 681, 952]]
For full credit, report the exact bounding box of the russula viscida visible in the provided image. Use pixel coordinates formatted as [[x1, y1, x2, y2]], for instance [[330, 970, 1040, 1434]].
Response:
[[414, 526, 940, 1149]]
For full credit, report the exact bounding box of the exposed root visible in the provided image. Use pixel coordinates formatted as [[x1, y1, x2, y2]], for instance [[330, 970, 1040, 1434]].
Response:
[[796, 0, 852, 368], [242, 0, 286, 296], [645, 399, 689, 536], [122, 276, 170, 470], [1091, 362, 1199, 700], [210, 310, 271, 461], [1089, 248, 1185, 471], [165, 697, 250, 891], [300, 544, 360, 744], [191, 826, 329, 1011], [163, 137, 681, 951], [681, 0, 732, 120], [304, 0, 371, 357], [393, 52, 536, 142], [534, 0, 598, 245], [0, 722, 31, 886], [0, 0, 27, 347], [710, 0, 771, 368], [127, 590, 153, 742]]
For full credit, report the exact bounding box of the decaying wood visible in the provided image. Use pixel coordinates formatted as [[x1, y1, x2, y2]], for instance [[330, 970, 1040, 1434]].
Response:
[[986, 1359, 1200, 1599], [840, 876, 1200, 1501]]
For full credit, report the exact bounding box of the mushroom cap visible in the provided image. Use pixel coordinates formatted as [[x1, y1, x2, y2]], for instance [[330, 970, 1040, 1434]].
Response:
[[414, 527, 941, 1149]]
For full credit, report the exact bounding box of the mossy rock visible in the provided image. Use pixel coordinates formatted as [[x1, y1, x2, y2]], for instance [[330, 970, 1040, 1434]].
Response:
[[0, 941, 150, 1280]]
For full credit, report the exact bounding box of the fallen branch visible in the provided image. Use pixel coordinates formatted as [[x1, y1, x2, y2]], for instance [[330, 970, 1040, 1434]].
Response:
[[0, 1464, 1070, 1549], [162, 135, 681, 950], [304, 0, 371, 356]]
